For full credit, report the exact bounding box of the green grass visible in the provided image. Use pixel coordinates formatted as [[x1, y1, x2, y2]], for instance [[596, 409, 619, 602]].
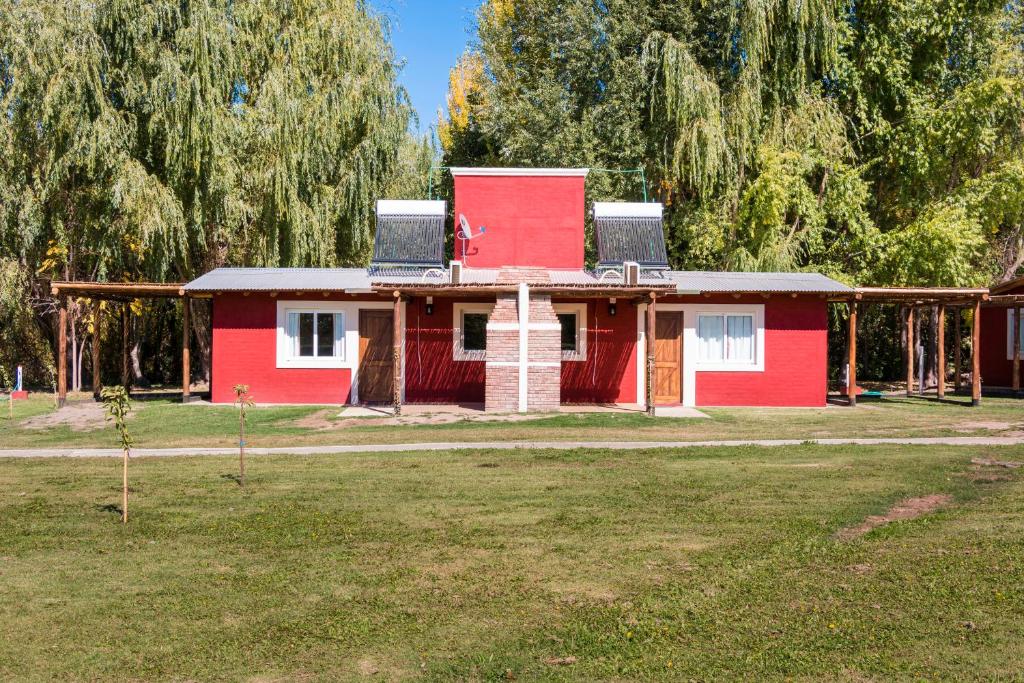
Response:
[[2, 392, 1024, 450], [1, 445, 1022, 680]]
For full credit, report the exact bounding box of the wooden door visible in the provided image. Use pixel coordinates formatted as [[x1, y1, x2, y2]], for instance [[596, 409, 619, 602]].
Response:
[[654, 312, 683, 405], [358, 310, 393, 403]]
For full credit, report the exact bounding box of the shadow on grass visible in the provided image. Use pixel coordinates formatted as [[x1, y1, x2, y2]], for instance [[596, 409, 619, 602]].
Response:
[[95, 503, 122, 517]]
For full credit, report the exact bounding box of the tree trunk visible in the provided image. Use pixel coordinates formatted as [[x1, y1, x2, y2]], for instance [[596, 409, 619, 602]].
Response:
[[191, 300, 213, 386], [924, 305, 938, 389], [130, 341, 150, 388]]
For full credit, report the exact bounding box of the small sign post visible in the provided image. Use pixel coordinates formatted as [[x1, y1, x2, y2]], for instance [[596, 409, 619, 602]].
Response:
[[11, 365, 28, 400]]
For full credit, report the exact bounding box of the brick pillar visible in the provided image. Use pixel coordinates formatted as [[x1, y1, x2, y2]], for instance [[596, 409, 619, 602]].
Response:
[[485, 294, 520, 412], [527, 294, 561, 412]]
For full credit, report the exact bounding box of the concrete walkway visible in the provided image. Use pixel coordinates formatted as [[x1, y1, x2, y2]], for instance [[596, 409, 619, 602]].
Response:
[[1, 436, 1023, 459]]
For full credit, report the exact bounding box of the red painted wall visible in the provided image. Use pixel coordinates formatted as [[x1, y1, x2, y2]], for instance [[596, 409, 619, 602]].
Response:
[[212, 293, 354, 404], [981, 282, 1023, 387], [686, 295, 829, 407], [404, 296, 486, 404], [453, 174, 585, 269], [557, 298, 638, 404]]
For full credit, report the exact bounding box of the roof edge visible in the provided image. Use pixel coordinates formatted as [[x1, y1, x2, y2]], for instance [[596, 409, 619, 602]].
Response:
[[448, 167, 590, 177]]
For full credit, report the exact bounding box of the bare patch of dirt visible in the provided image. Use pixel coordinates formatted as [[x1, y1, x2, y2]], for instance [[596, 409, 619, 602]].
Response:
[[971, 457, 1022, 469], [20, 401, 115, 432], [834, 494, 953, 541], [953, 420, 1016, 433], [289, 409, 549, 431]]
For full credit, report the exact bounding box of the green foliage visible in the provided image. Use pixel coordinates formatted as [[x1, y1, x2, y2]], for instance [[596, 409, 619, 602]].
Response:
[[441, 0, 1023, 288], [100, 385, 133, 452]]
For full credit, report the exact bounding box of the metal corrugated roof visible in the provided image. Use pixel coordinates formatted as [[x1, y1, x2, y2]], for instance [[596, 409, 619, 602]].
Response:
[[666, 271, 852, 293], [185, 267, 851, 294], [183, 268, 372, 292]]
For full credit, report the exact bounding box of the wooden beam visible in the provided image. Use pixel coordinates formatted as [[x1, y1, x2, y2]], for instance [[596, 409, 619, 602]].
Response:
[[646, 293, 656, 417], [954, 308, 962, 392], [972, 299, 982, 406], [182, 297, 191, 402], [937, 305, 946, 399], [1014, 307, 1021, 394], [847, 302, 857, 407], [58, 300, 68, 407], [92, 300, 102, 399], [51, 281, 185, 298], [905, 306, 915, 397], [392, 293, 402, 417]]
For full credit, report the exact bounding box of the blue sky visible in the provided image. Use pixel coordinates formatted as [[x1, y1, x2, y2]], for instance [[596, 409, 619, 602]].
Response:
[[371, 0, 483, 135]]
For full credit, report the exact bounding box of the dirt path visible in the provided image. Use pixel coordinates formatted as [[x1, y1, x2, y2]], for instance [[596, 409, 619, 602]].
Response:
[[2, 435, 1024, 458], [834, 494, 954, 541]]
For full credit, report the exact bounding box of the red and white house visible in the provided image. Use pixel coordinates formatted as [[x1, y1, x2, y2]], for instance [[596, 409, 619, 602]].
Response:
[[183, 168, 851, 409]]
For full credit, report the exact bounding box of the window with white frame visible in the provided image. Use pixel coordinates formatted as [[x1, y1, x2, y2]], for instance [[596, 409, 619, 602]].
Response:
[[553, 303, 587, 361], [1006, 309, 1024, 360], [277, 304, 346, 368], [453, 303, 494, 361], [696, 312, 758, 367]]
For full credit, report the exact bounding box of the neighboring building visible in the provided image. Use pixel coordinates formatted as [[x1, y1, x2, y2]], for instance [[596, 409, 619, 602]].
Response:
[[981, 276, 1024, 390], [183, 168, 851, 408]]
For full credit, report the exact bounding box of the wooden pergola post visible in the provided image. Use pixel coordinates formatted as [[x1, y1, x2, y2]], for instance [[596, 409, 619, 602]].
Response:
[[182, 296, 192, 402], [954, 308, 962, 392], [905, 306, 915, 397], [392, 291, 402, 417], [57, 298, 68, 407], [972, 299, 981, 406], [1013, 307, 1021, 395], [121, 304, 131, 392], [92, 299, 102, 399], [646, 293, 656, 417], [847, 301, 857, 407], [936, 305, 946, 399]]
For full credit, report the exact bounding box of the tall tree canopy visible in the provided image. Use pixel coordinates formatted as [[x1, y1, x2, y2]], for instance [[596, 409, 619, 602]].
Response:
[[440, 0, 1024, 287], [0, 0, 413, 381]]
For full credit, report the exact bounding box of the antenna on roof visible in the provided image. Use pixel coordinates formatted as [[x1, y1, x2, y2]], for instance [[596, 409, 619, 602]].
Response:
[[457, 214, 486, 265]]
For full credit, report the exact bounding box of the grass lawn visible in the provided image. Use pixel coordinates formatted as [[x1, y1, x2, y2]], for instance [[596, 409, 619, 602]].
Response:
[[1, 444, 1022, 680], [2, 392, 1024, 450]]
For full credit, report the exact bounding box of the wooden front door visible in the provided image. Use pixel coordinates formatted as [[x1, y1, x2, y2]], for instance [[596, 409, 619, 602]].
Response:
[[654, 312, 683, 405], [358, 310, 393, 403]]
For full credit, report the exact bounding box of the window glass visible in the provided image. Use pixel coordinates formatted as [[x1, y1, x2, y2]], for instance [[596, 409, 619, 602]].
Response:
[[558, 313, 577, 352], [726, 315, 754, 361], [697, 315, 724, 361], [316, 313, 335, 357], [463, 313, 488, 351], [298, 312, 315, 357]]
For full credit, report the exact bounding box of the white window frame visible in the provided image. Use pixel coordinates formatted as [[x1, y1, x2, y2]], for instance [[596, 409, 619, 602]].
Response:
[[453, 302, 494, 361], [553, 303, 587, 361], [277, 302, 346, 368], [1006, 309, 1024, 360], [694, 310, 761, 370]]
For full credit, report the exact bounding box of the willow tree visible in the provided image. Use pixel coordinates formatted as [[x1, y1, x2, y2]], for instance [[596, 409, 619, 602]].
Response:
[[0, 0, 411, 384]]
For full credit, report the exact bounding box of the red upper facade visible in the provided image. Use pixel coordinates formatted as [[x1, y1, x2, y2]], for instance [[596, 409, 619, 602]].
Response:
[[452, 168, 588, 269]]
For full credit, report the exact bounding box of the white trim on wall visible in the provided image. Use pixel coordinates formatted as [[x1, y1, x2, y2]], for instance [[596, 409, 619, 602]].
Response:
[[448, 167, 590, 177], [453, 302, 496, 361], [636, 303, 647, 407], [553, 302, 588, 361]]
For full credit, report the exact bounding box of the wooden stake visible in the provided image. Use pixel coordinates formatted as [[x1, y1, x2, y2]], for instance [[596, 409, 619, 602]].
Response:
[[972, 299, 982, 406], [954, 308, 962, 392], [58, 300, 68, 407], [393, 293, 402, 417], [239, 404, 246, 487], [646, 294, 656, 417], [905, 306, 915, 397], [1013, 308, 1021, 394], [847, 301, 857, 407], [122, 447, 129, 524], [92, 300, 102, 399], [937, 305, 946, 399], [182, 297, 191, 402]]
